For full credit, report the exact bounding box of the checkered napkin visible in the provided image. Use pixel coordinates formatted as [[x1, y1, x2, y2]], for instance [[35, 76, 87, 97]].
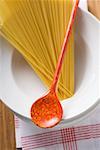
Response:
[[15, 103, 100, 150], [15, 1, 100, 149]]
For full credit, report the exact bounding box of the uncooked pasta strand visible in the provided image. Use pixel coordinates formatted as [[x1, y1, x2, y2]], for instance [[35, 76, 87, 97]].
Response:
[[0, 27, 72, 97], [0, 0, 74, 100]]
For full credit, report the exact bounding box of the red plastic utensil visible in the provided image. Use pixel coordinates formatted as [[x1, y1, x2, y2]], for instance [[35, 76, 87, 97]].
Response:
[[30, 0, 79, 128]]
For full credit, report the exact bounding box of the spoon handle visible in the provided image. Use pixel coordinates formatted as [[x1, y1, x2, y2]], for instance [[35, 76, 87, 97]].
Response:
[[51, 0, 79, 92]]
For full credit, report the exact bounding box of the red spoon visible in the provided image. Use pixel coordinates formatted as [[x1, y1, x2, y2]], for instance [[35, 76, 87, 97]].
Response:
[[30, 0, 79, 128]]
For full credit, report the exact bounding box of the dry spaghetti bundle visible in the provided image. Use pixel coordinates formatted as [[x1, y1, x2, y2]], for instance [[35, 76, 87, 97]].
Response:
[[0, 0, 74, 100]]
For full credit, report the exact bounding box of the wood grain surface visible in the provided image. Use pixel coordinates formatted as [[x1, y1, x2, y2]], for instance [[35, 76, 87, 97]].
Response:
[[0, 1, 100, 150], [88, 0, 100, 20], [0, 101, 16, 150]]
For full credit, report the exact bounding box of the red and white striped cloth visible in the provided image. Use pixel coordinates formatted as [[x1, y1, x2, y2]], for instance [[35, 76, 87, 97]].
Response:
[[15, 103, 100, 150], [15, 1, 100, 149]]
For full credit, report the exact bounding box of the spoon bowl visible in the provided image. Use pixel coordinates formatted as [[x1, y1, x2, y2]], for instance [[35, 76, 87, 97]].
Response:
[[31, 90, 63, 128]]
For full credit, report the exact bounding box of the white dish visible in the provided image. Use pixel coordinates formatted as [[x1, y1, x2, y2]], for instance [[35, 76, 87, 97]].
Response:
[[0, 8, 100, 127]]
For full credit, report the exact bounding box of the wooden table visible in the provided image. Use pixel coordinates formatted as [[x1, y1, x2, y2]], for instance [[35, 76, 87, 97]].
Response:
[[0, 101, 16, 150], [0, 1, 100, 150]]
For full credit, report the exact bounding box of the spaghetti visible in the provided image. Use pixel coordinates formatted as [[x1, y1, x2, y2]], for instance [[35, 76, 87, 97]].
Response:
[[0, 0, 74, 100]]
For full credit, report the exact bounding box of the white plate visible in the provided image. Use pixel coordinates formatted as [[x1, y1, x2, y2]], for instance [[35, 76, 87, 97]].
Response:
[[0, 8, 100, 126]]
